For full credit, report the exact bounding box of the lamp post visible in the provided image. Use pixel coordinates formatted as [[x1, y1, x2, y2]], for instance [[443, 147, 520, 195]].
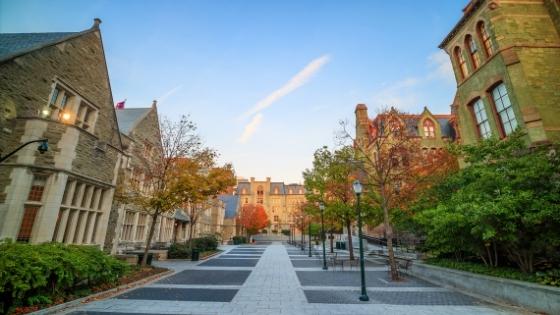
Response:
[[308, 217, 312, 257], [353, 180, 369, 302], [320, 203, 327, 270], [0, 139, 48, 163]]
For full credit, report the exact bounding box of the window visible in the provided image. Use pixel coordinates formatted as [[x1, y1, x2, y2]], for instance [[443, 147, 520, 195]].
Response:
[[274, 215, 279, 222], [17, 206, 40, 242], [52, 179, 107, 244], [27, 176, 47, 201], [75, 101, 98, 132], [454, 47, 468, 79], [477, 21, 494, 57], [135, 213, 147, 240], [491, 83, 518, 136], [465, 35, 480, 70], [472, 99, 492, 139], [47, 85, 73, 122], [423, 119, 435, 138], [121, 211, 135, 241]]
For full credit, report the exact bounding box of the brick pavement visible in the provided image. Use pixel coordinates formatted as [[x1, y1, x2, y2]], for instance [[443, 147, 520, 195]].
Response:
[[63, 243, 522, 315]]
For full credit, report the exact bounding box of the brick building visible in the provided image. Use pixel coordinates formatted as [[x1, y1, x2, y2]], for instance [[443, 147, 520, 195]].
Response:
[[0, 20, 124, 245], [441, 0, 560, 145], [236, 177, 305, 234]]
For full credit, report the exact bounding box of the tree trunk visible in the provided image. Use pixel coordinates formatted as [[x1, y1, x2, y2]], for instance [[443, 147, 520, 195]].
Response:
[[329, 230, 334, 253], [188, 221, 195, 249], [346, 220, 354, 260], [382, 202, 399, 280], [142, 212, 159, 266]]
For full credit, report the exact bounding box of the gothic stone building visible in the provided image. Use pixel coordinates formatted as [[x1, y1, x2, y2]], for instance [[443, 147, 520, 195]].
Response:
[[0, 20, 124, 246], [236, 177, 306, 234], [441, 0, 560, 145]]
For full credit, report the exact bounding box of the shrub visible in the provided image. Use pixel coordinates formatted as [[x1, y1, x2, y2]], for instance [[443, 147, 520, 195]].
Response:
[[232, 236, 247, 245], [191, 236, 218, 251], [271, 229, 278, 234], [167, 243, 191, 259], [0, 241, 129, 314], [281, 229, 290, 236]]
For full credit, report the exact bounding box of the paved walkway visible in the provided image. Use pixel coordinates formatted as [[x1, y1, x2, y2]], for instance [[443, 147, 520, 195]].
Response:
[[64, 243, 523, 315]]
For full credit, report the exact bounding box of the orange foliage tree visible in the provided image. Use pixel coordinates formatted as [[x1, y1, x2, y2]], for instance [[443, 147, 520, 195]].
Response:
[[237, 204, 269, 236]]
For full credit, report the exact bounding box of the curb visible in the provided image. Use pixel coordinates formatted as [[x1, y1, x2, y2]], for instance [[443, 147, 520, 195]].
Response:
[[31, 268, 174, 315]]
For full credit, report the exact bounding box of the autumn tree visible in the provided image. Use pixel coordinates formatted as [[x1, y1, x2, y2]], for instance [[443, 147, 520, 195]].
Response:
[[341, 107, 454, 280], [119, 115, 204, 266], [172, 151, 236, 249], [238, 203, 269, 237], [304, 146, 357, 259]]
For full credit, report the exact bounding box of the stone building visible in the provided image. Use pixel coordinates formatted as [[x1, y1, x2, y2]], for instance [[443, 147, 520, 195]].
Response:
[[236, 177, 306, 234], [440, 0, 560, 145], [104, 102, 191, 253], [0, 19, 124, 246]]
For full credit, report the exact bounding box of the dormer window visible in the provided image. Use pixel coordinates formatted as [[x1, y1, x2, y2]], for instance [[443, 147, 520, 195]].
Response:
[[477, 21, 494, 57], [454, 46, 468, 79], [46, 85, 73, 122], [465, 35, 480, 70], [423, 119, 435, 138]]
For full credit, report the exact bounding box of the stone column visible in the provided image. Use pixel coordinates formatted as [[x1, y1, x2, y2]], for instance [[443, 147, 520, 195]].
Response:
[[32, 172, 68, 242]]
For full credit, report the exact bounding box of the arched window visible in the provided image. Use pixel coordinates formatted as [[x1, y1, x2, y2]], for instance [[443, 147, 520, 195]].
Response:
[[274, 187, 279, 194], [477, 21, 494, 57], [491, 83, 518, 136], [465, 34, 480, 70], [257, 185, 264, 204], [423, 119, 435, 138], [454, 46, 468, 79], [471, 99, 492, 139]]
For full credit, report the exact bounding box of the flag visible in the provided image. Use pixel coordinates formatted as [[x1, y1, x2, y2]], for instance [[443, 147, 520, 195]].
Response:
[[115, 99, 126, 109]]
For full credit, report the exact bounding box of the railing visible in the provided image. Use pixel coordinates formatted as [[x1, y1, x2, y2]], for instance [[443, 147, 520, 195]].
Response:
[[361, 233, 424, 254]]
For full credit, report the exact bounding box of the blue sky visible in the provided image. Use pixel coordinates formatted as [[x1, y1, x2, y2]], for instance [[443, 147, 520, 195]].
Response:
[[0, 0, 464, 183]]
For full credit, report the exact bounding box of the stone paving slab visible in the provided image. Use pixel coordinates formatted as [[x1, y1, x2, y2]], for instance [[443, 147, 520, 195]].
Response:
[[156, 270, 251, 285], [198, 258, 259, 267], [297, 270, 436, 287], [291, 259, 383, 268], [115, 287, 238, 302], [228, 250, 265, 253], [219, 254, 262, 259], [304, 290, 480, 305]]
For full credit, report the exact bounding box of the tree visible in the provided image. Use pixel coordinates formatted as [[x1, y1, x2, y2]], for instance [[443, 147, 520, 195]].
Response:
[[341, 107, 453, 280], [118, 116, 203, 266], [416, 131, 560, 273], [172, 152, 236, 249], [238, 203, 269, 237], [303, 146, 380, 260]]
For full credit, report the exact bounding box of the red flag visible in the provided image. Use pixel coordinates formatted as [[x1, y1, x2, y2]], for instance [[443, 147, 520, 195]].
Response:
[[115, 99, 126, 109]]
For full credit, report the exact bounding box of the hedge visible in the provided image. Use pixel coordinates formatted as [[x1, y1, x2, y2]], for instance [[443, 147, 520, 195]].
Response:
[[232, 236, 247, 245], [0, 241, 129, 314], [168, 236, 219, 259]]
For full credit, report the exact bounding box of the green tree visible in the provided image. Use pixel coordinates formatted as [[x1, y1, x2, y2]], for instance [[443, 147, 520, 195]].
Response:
[[416, 131, 560, 273]]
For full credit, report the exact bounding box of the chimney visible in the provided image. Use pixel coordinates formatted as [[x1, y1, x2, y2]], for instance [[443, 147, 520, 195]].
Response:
[[266, 177, 271, 182], [93, 18, 102, 29], [355, 104, 369, 146], [250, 177, 255, 182], [152, 100, 157, 109]]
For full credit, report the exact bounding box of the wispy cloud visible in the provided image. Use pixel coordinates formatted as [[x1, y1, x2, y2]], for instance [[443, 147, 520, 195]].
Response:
[[427, 50, 455, 83], [244, 54, 331, 117], [158, 85, 183, 104], [237, 54, 331, 143], [238, 113, 263, 144]]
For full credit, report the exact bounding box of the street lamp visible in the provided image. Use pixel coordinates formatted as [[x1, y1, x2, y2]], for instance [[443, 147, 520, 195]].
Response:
[[308, 216, 312, 257], [0, 139, 48, 163], [353, 180, 369, 302], [320, 202, 327, 270]]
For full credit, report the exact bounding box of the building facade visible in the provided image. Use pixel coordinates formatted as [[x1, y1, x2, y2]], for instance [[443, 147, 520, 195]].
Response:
[[236, 177, 305, 234], [0, 20, 124, 246], [441, 0, 560, 145]]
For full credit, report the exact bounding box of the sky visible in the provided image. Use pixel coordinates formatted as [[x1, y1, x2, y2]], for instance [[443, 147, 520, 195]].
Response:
[[0, 0, 464, 183]]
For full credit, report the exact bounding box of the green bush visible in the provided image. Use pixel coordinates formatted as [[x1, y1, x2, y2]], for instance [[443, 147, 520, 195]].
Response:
[[271, 229, 278, 234], [232, 236, 247, 245], [191, 236, 218, 251], [0, 241, 129, 314], [281, 229, 291, 236], [167, 243, 191, 259], [168, 236, 219, 259]]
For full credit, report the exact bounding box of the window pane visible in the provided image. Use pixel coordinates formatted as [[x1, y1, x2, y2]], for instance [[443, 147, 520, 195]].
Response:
[[17, 206, 40, 242]]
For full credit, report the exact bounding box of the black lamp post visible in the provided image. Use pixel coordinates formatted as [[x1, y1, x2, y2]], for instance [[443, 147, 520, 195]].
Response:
[[308, 217, 312, 257], [353, 180, 369, 302], [0, 139, 48, 163], [320, 202, 327, 270]]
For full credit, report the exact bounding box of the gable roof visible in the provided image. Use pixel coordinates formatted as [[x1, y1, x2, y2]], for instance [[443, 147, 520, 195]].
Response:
[[369, 113, 456, 139], [218, 195, 240, 218], [115, 107, 152, 135], [0, 19, 102, 63]]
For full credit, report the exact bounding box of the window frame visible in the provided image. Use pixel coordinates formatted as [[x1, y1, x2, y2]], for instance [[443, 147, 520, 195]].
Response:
[[487, 82, 518, 138], [423, 119, 436, 138], [477, 21, 494, 57], [464, 34, 480, 70], [469, 98, 493, 139], [454, 46, 469, 79]]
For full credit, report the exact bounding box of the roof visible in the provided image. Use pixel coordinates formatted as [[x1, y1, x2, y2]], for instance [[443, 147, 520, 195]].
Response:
[[370, 113, 456, 139], [115, 108, 151, 134], [0, 19, 101, 63], [174, 209, 190, 222], [236, 182, 251, 195], [439, 0, 484, 48], [270, 182, 285, 194], [218, 195, 239, 218]]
